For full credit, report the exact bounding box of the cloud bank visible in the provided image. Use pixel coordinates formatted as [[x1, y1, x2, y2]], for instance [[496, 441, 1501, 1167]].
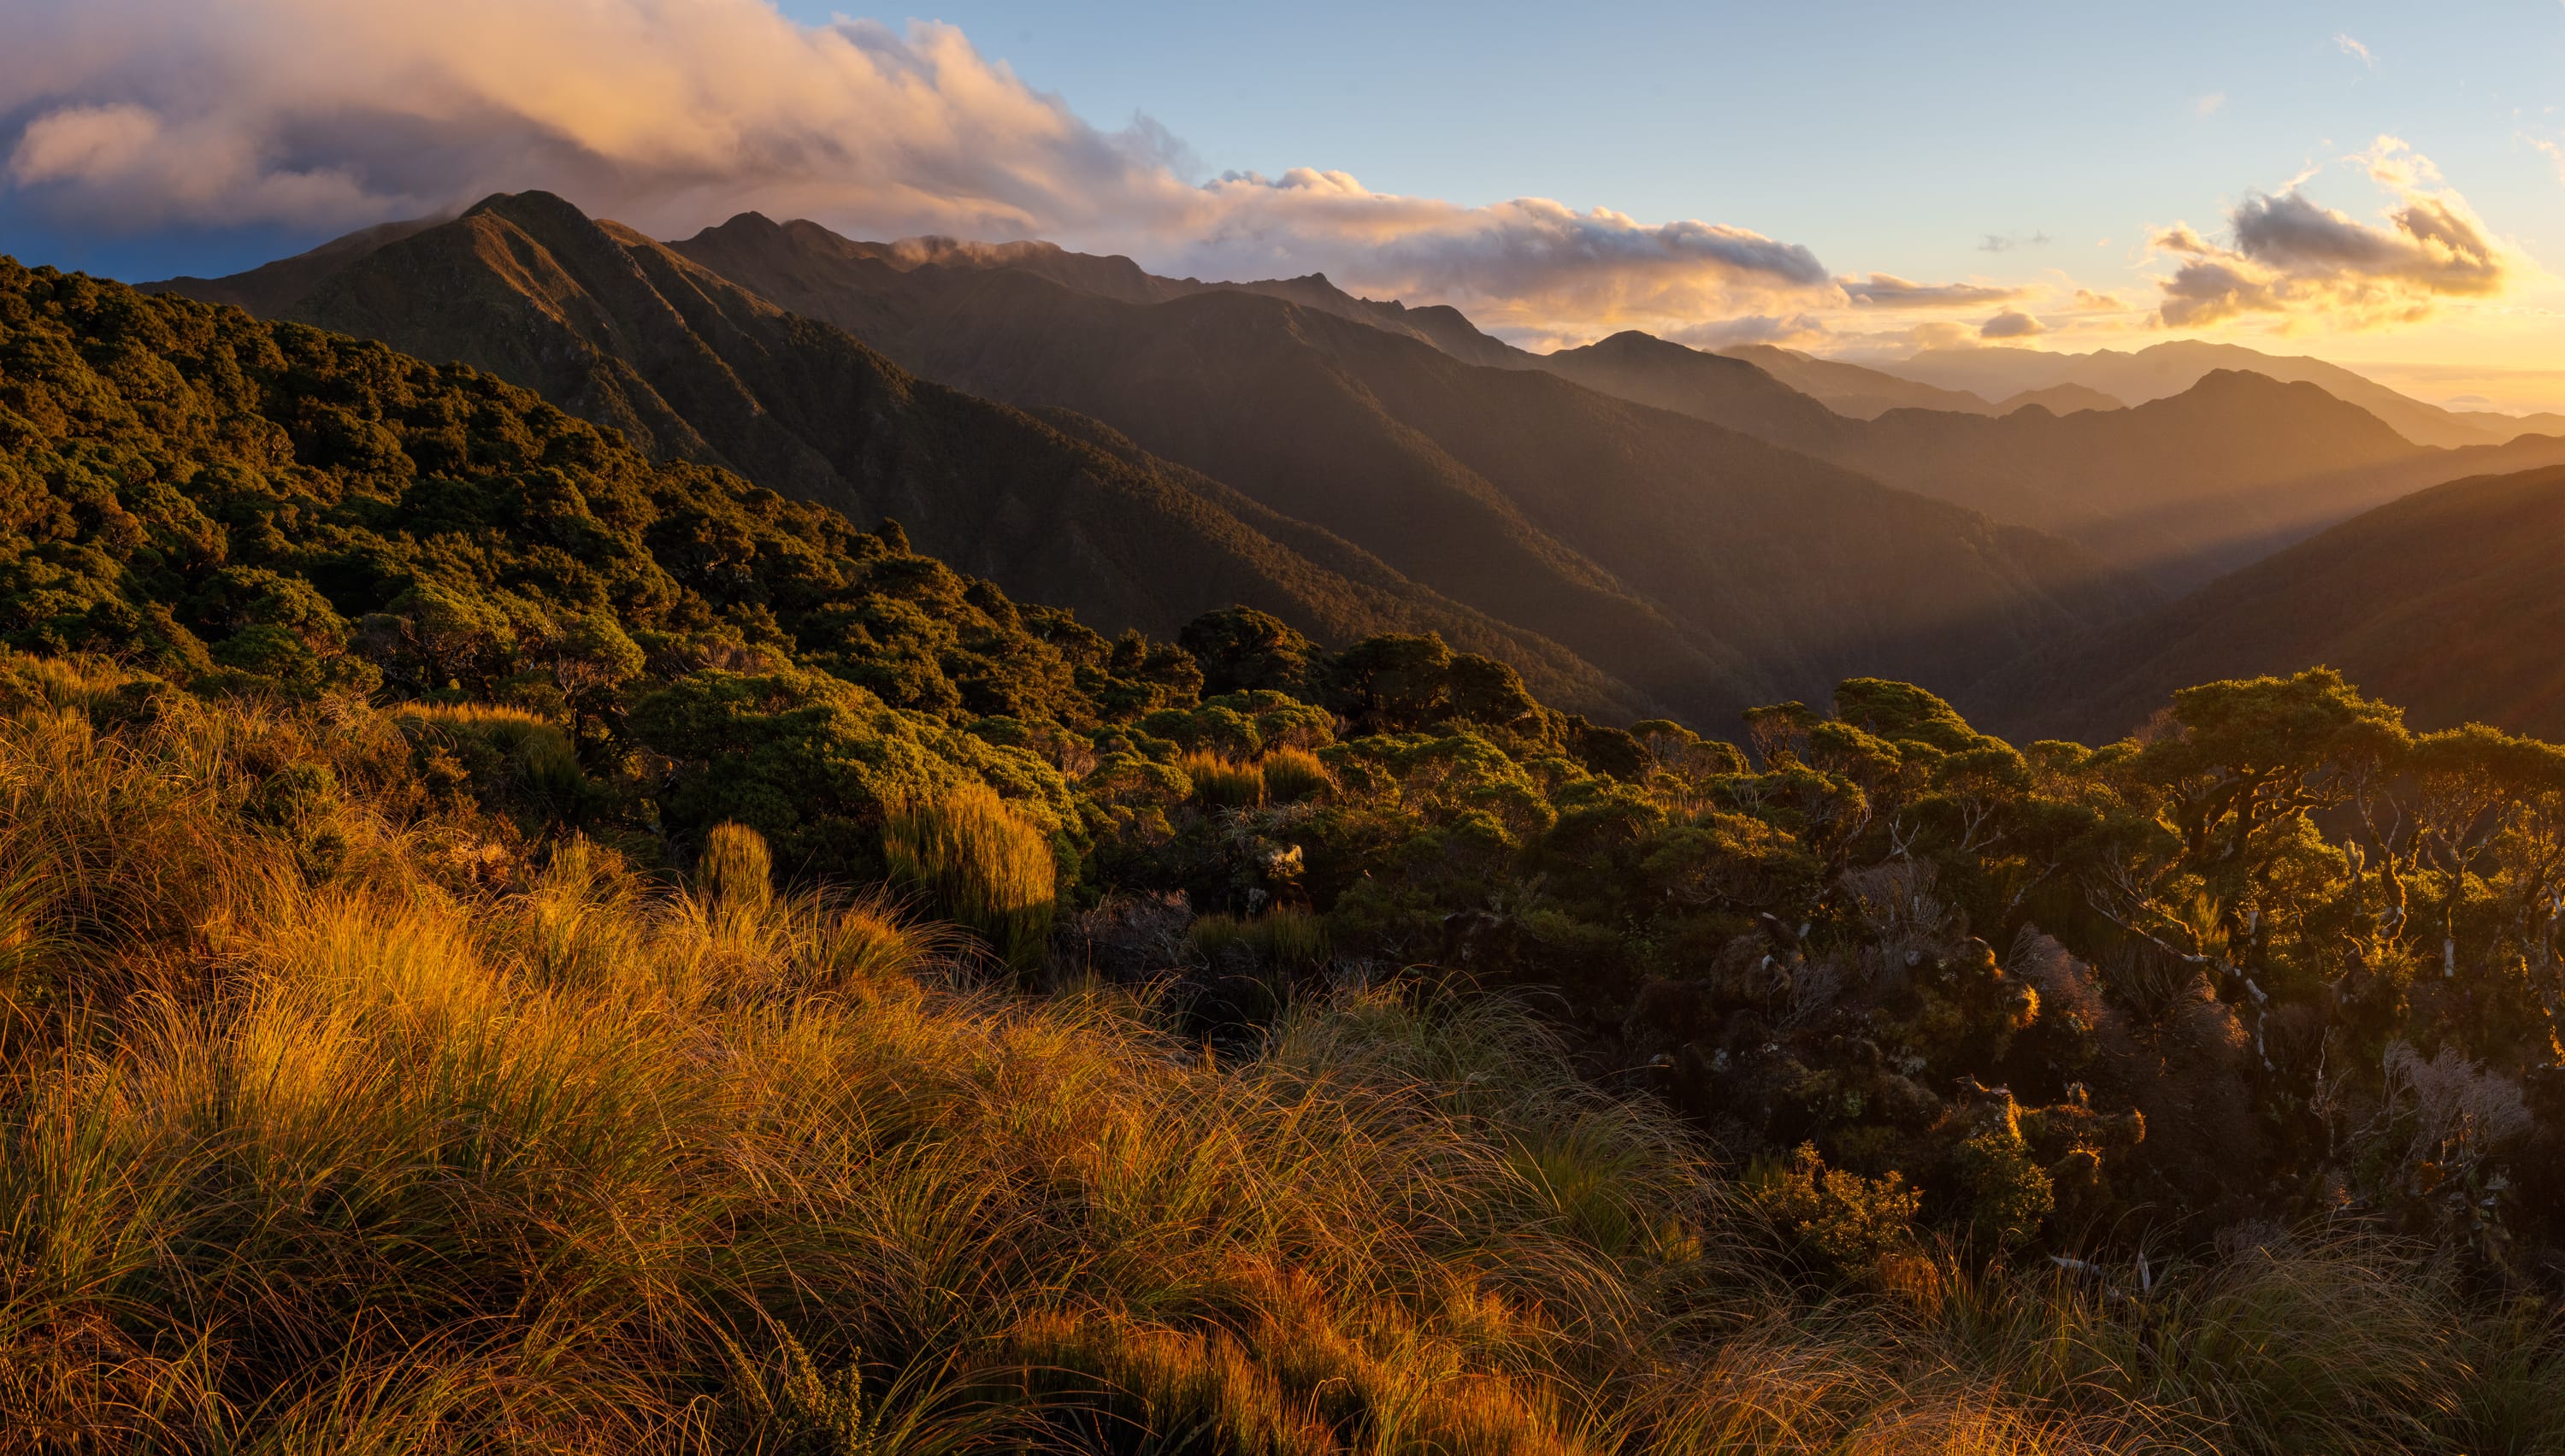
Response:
[[0, 0, 1860, 342], [5, 5, 2521, 354]]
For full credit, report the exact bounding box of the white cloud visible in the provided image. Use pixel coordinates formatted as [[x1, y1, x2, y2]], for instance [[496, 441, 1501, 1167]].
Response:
[[2334, 33, 2375, 69]]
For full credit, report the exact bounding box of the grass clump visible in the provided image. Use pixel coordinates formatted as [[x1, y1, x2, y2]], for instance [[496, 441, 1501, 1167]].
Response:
[[696, 820, 775, 914], [1259, 745, 1335, 802], [882, 782, 1057, 968], [1191, 905, 1330, 975], [1179, 751, 1265, 809]]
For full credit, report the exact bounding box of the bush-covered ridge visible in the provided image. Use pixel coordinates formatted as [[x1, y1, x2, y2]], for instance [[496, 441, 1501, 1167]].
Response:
[[8, 256, 2565, 1449]]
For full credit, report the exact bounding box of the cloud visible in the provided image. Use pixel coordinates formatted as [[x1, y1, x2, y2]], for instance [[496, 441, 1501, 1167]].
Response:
[[1838, 273, 2025, 308], [1976, 231, 2051, 254], [1979, 309, 2043, 339], [2525, 133, 2565, 184], [1182, 172, 1828, 333], [2192, 92, 2227, 118], [2335, 33, 2375, 69], [0, 0, 1839, 343], [2149, 138, 2514, 327], [2071, 288, 2129, 310]]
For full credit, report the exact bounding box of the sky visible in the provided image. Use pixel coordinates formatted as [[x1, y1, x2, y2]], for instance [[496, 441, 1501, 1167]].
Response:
[[6, 0, 2565, 408]]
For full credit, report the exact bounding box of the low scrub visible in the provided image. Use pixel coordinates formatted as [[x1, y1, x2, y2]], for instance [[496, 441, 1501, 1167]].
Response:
[[0, 668, 2556, 1454]]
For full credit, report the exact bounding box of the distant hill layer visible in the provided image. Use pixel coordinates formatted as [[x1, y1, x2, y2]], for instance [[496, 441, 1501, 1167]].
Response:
[[1984, 463, 2565, 743], [155, 196, 2149, 728], [1531, 330, 2565, 591], [1716, 345, 2125, 420], [1885, 339, 2556, 450]]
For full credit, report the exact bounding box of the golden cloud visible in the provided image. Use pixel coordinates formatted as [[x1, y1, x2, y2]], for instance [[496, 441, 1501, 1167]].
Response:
[[2152, 139, 2513, 328]]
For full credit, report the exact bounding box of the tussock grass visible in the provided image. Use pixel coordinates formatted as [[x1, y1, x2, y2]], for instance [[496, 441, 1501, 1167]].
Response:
[[0, 658, 2558, 1453], [1259, 746, 1335, 803], [396, 701, 586, 804], [697, 820, 775, 913], [1180, 751, 1266, 810], [882, 781, 1057, 969], [1191, 905, 1330, 975]]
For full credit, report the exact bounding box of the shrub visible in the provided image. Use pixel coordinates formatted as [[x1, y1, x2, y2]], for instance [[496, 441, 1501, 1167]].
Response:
[[882, 782, 1058, 968], [396, 703, 587, 813], [1754, 1142, 1925, 1288]]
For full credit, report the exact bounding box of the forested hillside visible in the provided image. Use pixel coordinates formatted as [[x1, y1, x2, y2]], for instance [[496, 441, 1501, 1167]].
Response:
[[159, 196, 2155, 727], [1989, 462, 2565, 742], [9, 251, 2565, 1452], [144, 194, 1636, 717]]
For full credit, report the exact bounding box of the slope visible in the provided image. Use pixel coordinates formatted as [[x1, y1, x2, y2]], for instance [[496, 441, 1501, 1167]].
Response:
[[146, 192, 1637, 717], [670, 210, 2149, 724], [1984, 463, 2565, 742]]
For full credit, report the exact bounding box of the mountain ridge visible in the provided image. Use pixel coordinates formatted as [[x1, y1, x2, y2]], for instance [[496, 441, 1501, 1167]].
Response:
[[148, 191, 1645, 717]]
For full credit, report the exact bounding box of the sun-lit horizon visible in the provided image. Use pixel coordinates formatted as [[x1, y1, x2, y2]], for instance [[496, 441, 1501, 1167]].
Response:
[[9, 2, 2565, 408]]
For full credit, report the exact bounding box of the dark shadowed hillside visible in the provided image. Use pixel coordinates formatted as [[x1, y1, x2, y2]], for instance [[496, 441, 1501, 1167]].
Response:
[[1984, 463, 2565, 743]]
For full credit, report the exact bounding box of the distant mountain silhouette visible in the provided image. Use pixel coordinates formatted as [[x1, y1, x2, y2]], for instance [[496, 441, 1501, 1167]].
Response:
[[644, 217, 2557, 598], [148, 192, 1635, 715], [1984, 463, 2565, 743], [1713, 345, 2126, 420], [1522, 330, 2565, 591], [666, 209, 2148, 723], [1887, 340, 2545, 449], [1991, 382, 2124, 416]]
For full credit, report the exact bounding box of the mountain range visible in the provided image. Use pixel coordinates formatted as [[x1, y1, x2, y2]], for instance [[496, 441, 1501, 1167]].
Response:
[[143, 190, 2565, 737], [1884, 339, 2565, 450], [1715, 344, 2127, 419], [147, 193, 2148, 728]]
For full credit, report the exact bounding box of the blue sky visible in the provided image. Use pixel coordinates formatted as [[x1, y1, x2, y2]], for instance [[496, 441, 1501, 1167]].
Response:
[[797, 0, 2565, 357], [7, 1, 2564, 397], [799, 1, 2565, 285]]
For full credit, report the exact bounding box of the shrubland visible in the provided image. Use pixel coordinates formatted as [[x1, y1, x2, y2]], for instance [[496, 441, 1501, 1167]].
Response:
[[3, 259, 2563, 1452]]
